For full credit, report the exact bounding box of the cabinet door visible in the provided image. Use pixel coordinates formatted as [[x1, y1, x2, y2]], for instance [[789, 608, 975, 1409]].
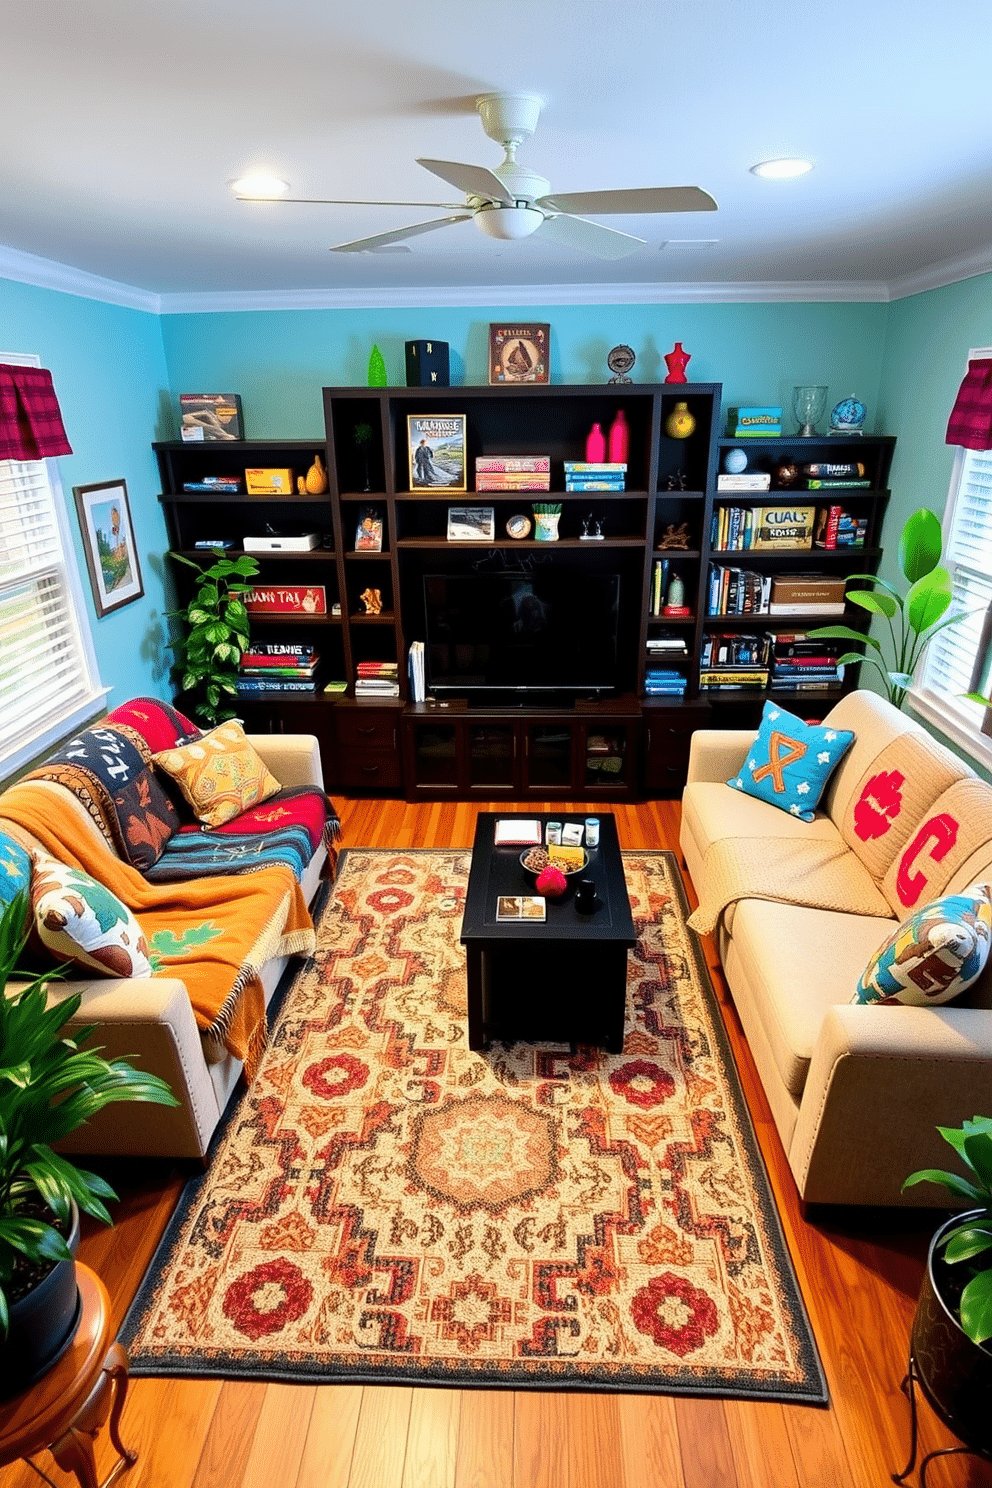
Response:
[[643, 705, 709, 794], [467, 723, 516, 792], [407, 720, 459, 790], [582, 725, 633, 792], [522, 723, 574, 792]]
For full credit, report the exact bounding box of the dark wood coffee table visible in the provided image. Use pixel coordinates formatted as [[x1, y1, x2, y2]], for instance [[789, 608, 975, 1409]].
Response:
[[460, 812, 635, 1052]]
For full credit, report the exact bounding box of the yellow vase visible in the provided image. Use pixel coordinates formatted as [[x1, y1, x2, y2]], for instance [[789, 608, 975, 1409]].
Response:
[[304, 453, 329, 494], [665, 401, 696, 440]]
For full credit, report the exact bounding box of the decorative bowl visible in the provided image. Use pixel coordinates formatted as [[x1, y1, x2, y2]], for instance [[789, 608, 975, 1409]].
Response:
[[519, 847, 589, 880]]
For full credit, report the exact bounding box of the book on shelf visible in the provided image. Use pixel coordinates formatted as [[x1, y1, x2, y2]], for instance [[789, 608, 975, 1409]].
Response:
[[235, 678, 317, 694], [651, 558, 669, 617], [702, 633, 770, 667], [771, 677, 842, 691], [475, 474, 551, 491], [355, 681, 400, 696], [770, 574, 847, 605], [716, 474, 770, 491], [731, 429, 782, 438], [356, 660, 398, 673], [645, 684, 687, 695], [408, 640, 426, 702], [563, 462, 627, 473], [184, 480, 243, 493], [565, 478, 626, 490], [322, 680, 348, 694], [727, 407, 781, 433], [476, 456, 550, 474], [240, 663, 317, 678], [193, 538, 237, 548], [750, 505, 815, 550], [241, 643, 317, 661], [408, 414, 467, 491], [768, 601, 847, 615], [806, 478, 873, 489], [813, 506, 868, 548]]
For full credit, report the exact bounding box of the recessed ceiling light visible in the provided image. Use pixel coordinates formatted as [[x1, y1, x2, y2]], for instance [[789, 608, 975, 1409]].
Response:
[[750, 158, 813, 179], [231, 173, 290, 199]]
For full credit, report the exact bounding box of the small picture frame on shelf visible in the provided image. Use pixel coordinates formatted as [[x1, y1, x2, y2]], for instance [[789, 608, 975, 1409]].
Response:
[[447, 507, 495, 542], [488, 323, 550, 385], [354, 506, 383, 552], [408, 414, 467, 491]]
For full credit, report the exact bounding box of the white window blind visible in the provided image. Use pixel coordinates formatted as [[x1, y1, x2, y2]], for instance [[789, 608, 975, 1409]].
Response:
[[0, 354, 106, 778], [912, 346, 992, 762]]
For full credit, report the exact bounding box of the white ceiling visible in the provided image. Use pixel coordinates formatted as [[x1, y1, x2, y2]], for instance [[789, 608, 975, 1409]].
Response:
[[4, 0, 991, 306]]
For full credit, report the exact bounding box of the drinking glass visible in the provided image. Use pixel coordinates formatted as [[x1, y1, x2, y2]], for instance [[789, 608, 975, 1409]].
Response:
[[793, 385, 828, 437]]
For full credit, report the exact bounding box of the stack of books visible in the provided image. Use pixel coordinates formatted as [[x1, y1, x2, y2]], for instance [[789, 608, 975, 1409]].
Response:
[[475, 456, 550, 492], [707, 564, 773, 616], [563, 462, 626, 491], [646, 633, 689, 658], [182, 475, 243, 494], [768, 632, 846, 692], [698, 666, 770, 691], [726, 407, 782, 437], [716, 471, 771, 493], [236, 643, 319, 694], [644, 669, 687, 697], [700, 629, 770, 691], [355, 660, 400, 697], [814, 505, 869, 548]]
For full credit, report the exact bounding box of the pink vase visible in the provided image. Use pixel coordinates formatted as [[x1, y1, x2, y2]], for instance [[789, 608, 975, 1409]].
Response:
[[585, 422, 606, 462], [608, 409, 629, 464]]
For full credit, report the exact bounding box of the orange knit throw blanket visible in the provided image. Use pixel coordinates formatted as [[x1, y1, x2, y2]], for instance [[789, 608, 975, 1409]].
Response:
[[1, 781, 316, 1080]]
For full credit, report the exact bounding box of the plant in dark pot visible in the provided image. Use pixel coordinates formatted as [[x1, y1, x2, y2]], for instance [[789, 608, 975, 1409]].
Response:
[[166, 547, 260, 727], [0, 891, 178, 1399], [899, 1115, 992, 1466]]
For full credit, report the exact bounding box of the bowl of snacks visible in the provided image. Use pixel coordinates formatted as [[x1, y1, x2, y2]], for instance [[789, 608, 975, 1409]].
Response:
[[519, 844, 589, 899]]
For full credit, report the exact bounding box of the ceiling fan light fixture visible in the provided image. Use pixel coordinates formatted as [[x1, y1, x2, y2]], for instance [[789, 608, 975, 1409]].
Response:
[[749, 158, 813, 180], [231, 173, 290, 199], [474, 202, 545, 241]]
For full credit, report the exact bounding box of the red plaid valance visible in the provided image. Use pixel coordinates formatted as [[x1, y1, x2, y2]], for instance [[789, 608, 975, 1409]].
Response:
[[946, 358, 992, 452], [0, 364, 73, 461]]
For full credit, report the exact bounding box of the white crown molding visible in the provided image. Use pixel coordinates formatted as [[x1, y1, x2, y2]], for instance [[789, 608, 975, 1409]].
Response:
[[0, 245, 161, 313], [887, 244, 992, 301]]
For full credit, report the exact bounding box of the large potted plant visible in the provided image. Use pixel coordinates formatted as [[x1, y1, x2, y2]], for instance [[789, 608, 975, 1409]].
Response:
[[808, 507, 969, 710], [166, 547, 260, 727], [901, 1115, 992, 1453], [0, 892, 178, 1398]]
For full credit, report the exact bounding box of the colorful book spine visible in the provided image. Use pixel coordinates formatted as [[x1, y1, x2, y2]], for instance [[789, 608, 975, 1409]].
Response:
[[475, 456, 550, 473], [235, 678, 317, 693]]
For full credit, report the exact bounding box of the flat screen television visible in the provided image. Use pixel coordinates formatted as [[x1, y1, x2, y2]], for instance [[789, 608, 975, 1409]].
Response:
[[422, 570, 620, 698]]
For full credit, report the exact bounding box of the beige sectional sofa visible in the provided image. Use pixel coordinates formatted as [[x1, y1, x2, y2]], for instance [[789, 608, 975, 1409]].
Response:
[[680, 689, 992, 1207]]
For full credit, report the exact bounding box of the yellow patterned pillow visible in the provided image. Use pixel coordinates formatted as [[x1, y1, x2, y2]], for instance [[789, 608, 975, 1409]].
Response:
[[152, 722, 281, 828]]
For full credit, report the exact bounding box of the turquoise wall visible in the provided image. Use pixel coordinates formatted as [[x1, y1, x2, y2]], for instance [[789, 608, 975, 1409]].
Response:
[[159, 300, 890, 439], [3, 279, 175, 708]]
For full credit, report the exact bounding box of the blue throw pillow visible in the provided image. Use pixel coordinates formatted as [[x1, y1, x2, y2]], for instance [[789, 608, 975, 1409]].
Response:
[[727, 701, 855, 822], [0, 829, 32, 913], [853, 885, 992, 1006]]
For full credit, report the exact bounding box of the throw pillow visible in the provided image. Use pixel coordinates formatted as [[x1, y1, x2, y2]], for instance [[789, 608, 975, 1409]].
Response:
[[727, 701, 855, 823], [0, 829, 32, 912], [853, 884, 992, 1006], [152, 721, 281, 829], [30, 857, 151, 978]]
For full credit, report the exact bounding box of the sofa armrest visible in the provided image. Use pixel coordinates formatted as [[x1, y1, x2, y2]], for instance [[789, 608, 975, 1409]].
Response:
[[790, 1004, 992, 1206], [246, 733, 324, 791], [685, 729, 758, 785], [41, 976, 223, 1159]]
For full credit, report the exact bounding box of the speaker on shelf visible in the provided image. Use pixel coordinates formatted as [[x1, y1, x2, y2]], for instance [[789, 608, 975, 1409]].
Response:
[[405, 340, 450, 387]]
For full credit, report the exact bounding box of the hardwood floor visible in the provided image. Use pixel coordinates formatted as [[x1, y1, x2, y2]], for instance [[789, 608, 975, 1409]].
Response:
[[8, 798, 987, 1488]]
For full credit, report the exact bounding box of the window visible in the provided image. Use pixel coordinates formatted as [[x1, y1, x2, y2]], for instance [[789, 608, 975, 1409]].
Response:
[[911, 346, 992, 765], [0, 354, 106, 778]]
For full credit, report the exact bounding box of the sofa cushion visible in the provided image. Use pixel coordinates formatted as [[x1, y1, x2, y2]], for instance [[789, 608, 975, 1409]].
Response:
[[818, 689, 932, 824], [153, 722, 282, 829], [835, 730, 969, 885], [853, 884, 992, 1007], [726, 899, 897, 1096], [881, 778, 992, 917], [0, 829, 32, 911], [31, 856, 152, 977], [727, 701, 854, 822]]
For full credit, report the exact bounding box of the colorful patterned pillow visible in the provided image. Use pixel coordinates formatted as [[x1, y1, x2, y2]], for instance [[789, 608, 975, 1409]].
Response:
[[30, 857, 151, 978], [727, 702, 855, 822], [853, 885, 992, 1006], [152, 721, 282, 829], [111, 768, 181, 873], [0, 829, 32, 912]]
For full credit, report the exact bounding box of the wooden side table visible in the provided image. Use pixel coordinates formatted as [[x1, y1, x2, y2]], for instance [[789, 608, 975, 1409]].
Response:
[[0, 1264, 137, 1488]]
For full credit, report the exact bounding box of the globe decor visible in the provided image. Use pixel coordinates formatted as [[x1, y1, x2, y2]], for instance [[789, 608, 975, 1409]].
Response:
[[830, 394, 867, 435]]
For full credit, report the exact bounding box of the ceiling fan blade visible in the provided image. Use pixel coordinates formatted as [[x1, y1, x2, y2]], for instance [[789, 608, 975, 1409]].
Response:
[[537, 212, 645, 260], [535, 186, 718, 215], [416, 158, 515, 206], [329, 215, 471, 253], [238, 195, 464, 209]]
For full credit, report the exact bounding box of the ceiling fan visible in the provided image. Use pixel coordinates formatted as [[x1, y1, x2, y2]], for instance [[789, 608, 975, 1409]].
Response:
[[236, 93, 717, 260]]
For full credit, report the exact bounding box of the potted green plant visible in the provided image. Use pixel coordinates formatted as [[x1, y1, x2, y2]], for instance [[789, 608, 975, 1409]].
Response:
[[0, 892, 178, 1397], [166, 547, 260, 727], [808, 507, 969, 709], [901, 1115, 992, 1452]]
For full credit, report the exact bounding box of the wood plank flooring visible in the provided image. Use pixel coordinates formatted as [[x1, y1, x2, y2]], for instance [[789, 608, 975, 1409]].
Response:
[[7, 798, 988, 1488]]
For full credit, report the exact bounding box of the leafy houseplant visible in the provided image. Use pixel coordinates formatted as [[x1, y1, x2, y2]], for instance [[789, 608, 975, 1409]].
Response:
[[166, 548, 260, 727], [808, 507, 968, 710], [0, 892, 178, 1386]]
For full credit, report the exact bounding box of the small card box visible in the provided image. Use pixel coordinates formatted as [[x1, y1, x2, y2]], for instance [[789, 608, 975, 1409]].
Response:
[[561, 823, 585, 847], [405, 340, 450, 387]]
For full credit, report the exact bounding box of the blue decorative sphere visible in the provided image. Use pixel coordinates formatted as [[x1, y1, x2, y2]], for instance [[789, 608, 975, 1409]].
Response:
[[724, 447, 749, 473], [830, 395, 866, 432]]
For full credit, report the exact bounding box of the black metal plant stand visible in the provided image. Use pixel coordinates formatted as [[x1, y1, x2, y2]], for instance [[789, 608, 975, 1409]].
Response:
[[893, 1349, 992, 1487]]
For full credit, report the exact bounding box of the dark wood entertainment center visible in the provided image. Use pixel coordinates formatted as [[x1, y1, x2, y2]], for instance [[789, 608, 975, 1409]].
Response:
[[156, 383, 892, 800]]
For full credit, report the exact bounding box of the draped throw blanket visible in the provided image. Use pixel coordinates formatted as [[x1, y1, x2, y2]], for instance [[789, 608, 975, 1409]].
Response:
[[1, 781, 315, 1080], [686, 835, 894, 936]]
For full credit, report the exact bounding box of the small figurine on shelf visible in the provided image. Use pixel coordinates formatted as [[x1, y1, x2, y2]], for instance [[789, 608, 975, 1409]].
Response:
[[659, 522, 690, 550], [580, 512, 591, 538], [666, 572, 685, 608], [367, 345, 388, 388], [665, 470, 688, 491], [664, 342, 691, 383], [607, 344, 636, 383], [591, 517, 603, 539], [359, 587, 383, 615]]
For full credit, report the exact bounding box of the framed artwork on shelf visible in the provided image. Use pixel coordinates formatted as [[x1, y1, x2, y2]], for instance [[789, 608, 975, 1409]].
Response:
[[178, 392, 243, 441], [447, 507, 496, 542], [354, 506, 384, 551], [73, 479, 144, 617], [488, 323, 550, 384], [407, 414, 467, 491]]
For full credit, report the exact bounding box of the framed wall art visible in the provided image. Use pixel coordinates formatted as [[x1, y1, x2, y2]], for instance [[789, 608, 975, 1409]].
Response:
[[489, 323, 550, 384], [73, 479, 144, 617]]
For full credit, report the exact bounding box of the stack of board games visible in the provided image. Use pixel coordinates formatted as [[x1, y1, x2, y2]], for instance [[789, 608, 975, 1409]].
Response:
[[563, 462, 626, 491], [237, 643, 319, 694]]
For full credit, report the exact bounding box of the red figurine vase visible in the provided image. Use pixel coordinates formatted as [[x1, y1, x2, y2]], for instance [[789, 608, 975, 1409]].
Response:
[[664, 342, 691, 383]]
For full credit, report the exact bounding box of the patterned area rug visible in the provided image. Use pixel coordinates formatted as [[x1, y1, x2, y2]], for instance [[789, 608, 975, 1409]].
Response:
[[121, 849, 826, 1401]]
